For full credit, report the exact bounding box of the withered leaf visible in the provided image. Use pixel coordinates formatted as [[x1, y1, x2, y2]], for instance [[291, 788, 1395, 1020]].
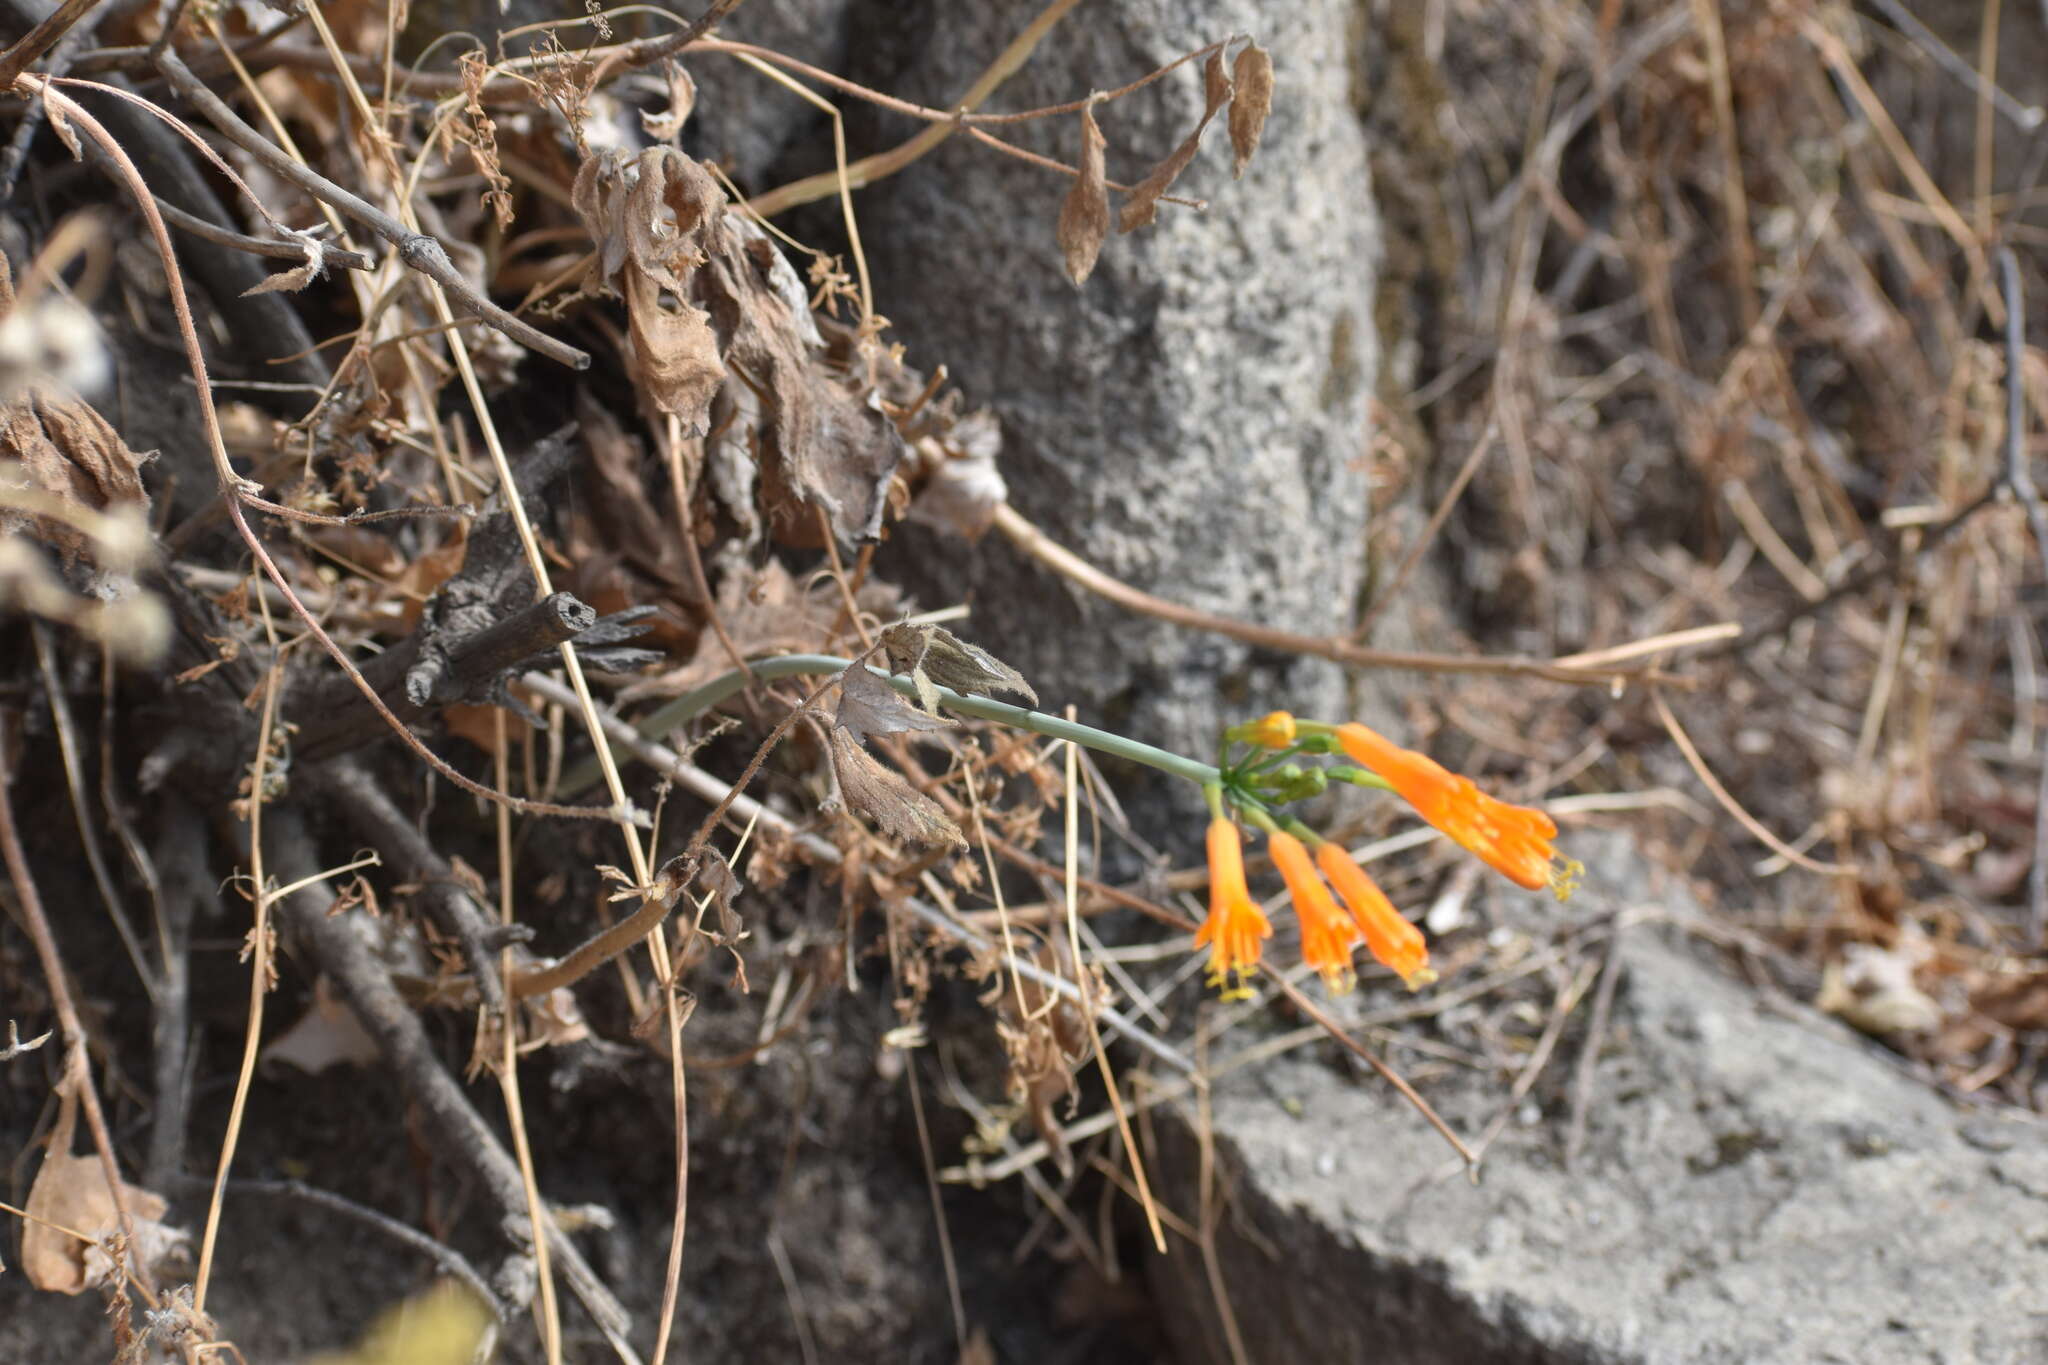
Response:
[[0, 389, 150, 565], [240, 239, 323, 296], [1118, 49, 1233, 234], [573, 147, 907, 545], [696, 847, 745, 946], [836, 662, 953, 744], [23, 1086, 183, 1294], [880, 622, 1035, 716], [1228, 43, 1274, 178], [828, 727, 965, 849], [575, 388, 685, 588], [641, 63, 698, 143], [1057, 102, 1109, 285]]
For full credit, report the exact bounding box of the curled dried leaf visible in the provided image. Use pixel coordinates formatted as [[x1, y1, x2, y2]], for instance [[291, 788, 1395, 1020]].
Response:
[[827, 727, 965, 849], [1118, 49, 1233, 234], [1057, 102, 1109, 285], [641, 63, 698, 143], [23, 1086, 184, 1294], [1228, 43, 1274, 178], [241, 239, 323, 297], [836, 662, 953, 744], [0, 388, 149, 566], [880, 622, 1036, 715], [574, 148, 906, 544]]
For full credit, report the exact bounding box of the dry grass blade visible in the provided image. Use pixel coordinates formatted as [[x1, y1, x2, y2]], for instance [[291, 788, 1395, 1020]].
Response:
[[1649, 686, 1852, 877]]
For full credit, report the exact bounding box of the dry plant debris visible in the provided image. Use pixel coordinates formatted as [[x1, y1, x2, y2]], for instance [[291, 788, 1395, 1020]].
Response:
[[0, 0, 2046, 1360]]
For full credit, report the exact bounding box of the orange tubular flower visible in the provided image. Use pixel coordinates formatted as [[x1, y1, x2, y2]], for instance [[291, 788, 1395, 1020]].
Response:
[[1335, 723, 1581, 897], [1267, 830, 1359, 992], [1196, 818, 1272, 1000], [1315, 841, 1436, 990]]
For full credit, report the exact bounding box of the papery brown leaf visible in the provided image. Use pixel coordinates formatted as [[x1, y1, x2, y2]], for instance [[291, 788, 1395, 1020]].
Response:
[[641, 63, 698, 143], [618, 558, 904, 703], [696, 848, 745, 946], [573, 148, 907, 545], [624, 266, 725, 425], [836, 662, 953, 744], [1228, 43, 1274, 178], [994, 939, 1091, 1178], [1118, 49, 1232, 234], [1057, 102, 1109, 285], [827, 727, 965, 849], [240, 240, 322, 296], [23, 1087, 182, 1294], [880, 622, 1036, 715], [0, 390, 149, 565], [721, 223, 906, 546]]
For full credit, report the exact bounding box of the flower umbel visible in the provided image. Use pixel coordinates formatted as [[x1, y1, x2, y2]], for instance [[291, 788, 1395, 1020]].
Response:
[[1335, 723, 1581, 897], [1316, 840, 1436, 989], [1268, 830, 1359, 992], [1196, 817, 1271, 1000]]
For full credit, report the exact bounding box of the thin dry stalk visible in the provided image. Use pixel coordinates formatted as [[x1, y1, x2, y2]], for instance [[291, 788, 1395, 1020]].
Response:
[[492, 712, 562, 1365], [1062, 735, 1167, 1255], [190, 598, 283, 1313], [1193, 1028, 1250, 1365], [993, 504, 1695, 688], [1649, 685, 1852, 876]]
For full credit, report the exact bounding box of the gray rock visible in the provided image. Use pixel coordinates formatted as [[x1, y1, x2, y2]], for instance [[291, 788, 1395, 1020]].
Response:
[[1147, 850, 2048, 1364], [842, 0, 1381, 837]]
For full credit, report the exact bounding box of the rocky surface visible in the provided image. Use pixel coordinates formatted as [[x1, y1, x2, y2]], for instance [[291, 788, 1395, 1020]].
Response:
[[1147, 840, 2048, 1365], [840, 0, 1385, 840]]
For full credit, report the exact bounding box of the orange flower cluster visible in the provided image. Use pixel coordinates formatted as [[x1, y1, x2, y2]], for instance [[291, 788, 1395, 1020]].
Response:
[[1196, 820, 1436, 996], [1336, 722, 1580, 898], [1196, 711, 1578, 998]]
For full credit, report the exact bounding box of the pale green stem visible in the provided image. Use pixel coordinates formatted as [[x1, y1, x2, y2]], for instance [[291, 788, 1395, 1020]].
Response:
[[560, 654, 1226, 794]]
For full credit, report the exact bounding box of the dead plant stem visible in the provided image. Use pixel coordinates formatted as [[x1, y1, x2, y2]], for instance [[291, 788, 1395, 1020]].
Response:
[[0, 721, 151, 1297]]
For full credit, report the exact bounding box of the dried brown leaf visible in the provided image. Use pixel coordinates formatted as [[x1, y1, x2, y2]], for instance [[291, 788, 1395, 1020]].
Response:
[[22, 1088, 182, 1294], [240, 239, 322, 296], [0, 390, 149, 565], [1228, 43, 1274, 178], [618, 558, 904, 703], [828, 727, 965, 849], [1118, 49, 1232, 234], [576, 388, 686, 588], [1057, 102, 1109, 285], [880, 622, 1036, 715], [641, 63, 698, 143], [573, 148, 907, 544], [836, 662, 954, 744]]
